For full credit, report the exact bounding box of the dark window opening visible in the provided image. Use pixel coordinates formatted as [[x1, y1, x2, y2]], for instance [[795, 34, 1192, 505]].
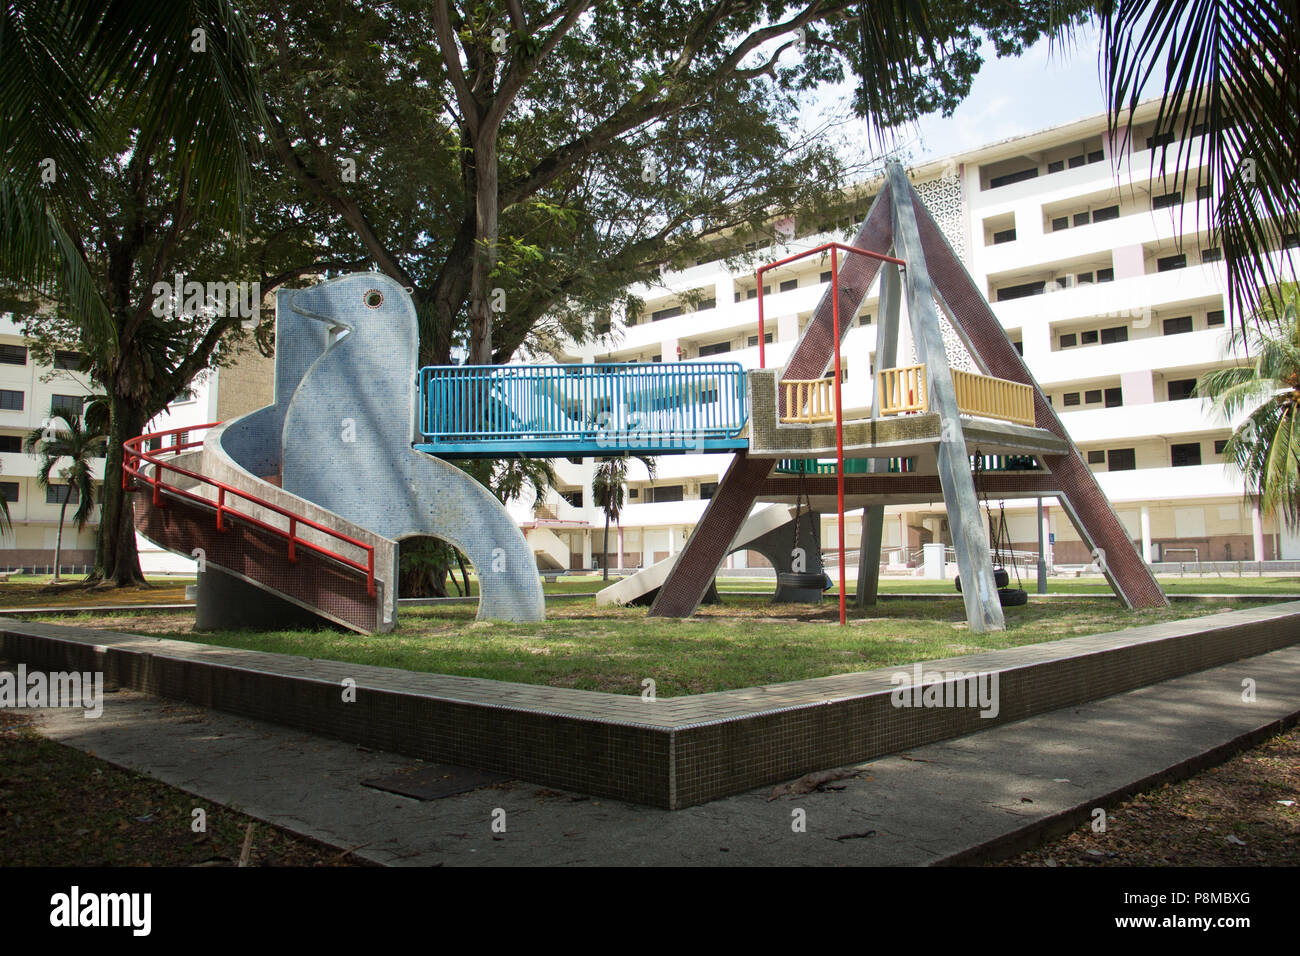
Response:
[[1092, 205, 1120, 222], [0, 435, 20, 453], [53, 350, 84, 370], [1088, 150, 1105, 163], [51, 394, 84, 418], [1073, 211, 1091, 227], [0, 344, 27, 366], [697, 341, 731, 357], [1062, 392, 1081, 407], [1087, 450, 1106, 464], [779, 279, 798, 293], [1104, 387, 1123, 408], [1048, 160, 1065, 174], [997, 281, 1047, 302], [1108, 448, 1136, 471], [1085, 389, 1103, 404], [992, 228, 1017, 244], [988, 167, 1039, 189], [1068, 154, 1086, 169], [1171, 442, 1202, 467], [1214, 439, 1229, 455], [1101, 326, 1128, 344], [1202, 247, 1223, 263], [699, 482, 718, 500], [746, 333, 773, 347], [0, 481, 17, 502], [1152, 192, 1182, 210], [1157, 254, 1187, 272], [1167, 378, 1197, 401], [1207, 309, 1225, 327], [1097, 268, 1115, 282], [1163, 315, 1194, 335], [647, 484, 683, 503], [1196, 184, 1213, 201], [0, 390, 24, 411], [1059, 333, 1077, 349], [1081, 330, 1099, 345], [1051, 216, 1070, 231], [46, 484, 80, 505], [651, 306, 683, 322]]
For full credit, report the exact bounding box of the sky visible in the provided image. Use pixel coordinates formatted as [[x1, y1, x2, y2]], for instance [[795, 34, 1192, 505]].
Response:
[[812, 22, 1156, 169]]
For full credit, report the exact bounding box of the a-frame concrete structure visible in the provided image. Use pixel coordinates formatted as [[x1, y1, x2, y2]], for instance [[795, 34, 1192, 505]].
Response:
[[649, 162, 1168, 631]]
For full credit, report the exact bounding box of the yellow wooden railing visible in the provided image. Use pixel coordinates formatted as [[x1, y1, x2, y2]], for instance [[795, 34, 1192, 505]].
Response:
[[951, 368, 1036, 426], [876, 365, 927, 416], [779, 377, 836, 423], [876, 364, 1036, 426]]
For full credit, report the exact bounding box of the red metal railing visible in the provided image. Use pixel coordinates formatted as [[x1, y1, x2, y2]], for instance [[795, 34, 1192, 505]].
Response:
[[757, 241, 906, 626], [123, 422, 376, 596]]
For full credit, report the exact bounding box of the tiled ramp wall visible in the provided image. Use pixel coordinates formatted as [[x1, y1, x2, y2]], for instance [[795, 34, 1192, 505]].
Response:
[[5, 603, 1300, 809]]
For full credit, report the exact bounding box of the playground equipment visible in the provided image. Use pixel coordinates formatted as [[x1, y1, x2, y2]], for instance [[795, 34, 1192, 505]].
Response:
[[127, 161, 1166, 635]]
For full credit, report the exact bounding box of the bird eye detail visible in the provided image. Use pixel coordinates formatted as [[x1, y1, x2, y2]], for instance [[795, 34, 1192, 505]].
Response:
[[364, 289, 384, 309]]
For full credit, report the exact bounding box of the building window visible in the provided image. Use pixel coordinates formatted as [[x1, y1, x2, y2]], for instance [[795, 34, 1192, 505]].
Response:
[[1104, 387, 1123, 408], [1051, 216, 1070, 232], [1146, 131, 1176, 149], [0, 435, 21, 453], [1196, 184, 1213, 201], [0, 390, 24, 411], [779, 279, 798, 293], [651, 306, 683, 322], [651, 354, 662, 363], [1167, 378, 1197, 401], [0, 344, 27, 366], [1097, 267, 1115, 282], [988, 167, 1039, 189], [1207, 309, 1225, 327], [1152, 192, 1182, 210], [559, 489, 583, 508], [1202, 247, 1223, 263], [1157, 254, 1187, 272], [1163, 315, 1194, 335], [1081, 330, 1099, 345], [1076, 272, 1094, 285], [50, 394, 85, 417], [1062, 392, 1081, 407], [1088, 149, 1105, 163], [700, 482, 718, 500], [1092, 205, 1120, 223], [46, 484, 81, 505], [1108, 448, 1136, 471], [1012, 340, 1023, 355], [997, 280, 1046, 302], [647, 484, 683, 503], [1087, 450, 1106, 464], [1214, 439, 1229, 455], [857, 312, 872, 326], [746, 334, 773, 348], [1073, 211, 1091, 227], [697, 341, 731, 357], [1100, 326, 1128, 344], [1067, 153, 1086, 168], [1048, 160, 1065, 174], [1171, 442, 1202, 467], [53, 350, 85, 371], [992, 228, 1017, 244], [0, 481, 16, 502], [1085, 389, 1102, 404], [1059, 333, 1077, 349]]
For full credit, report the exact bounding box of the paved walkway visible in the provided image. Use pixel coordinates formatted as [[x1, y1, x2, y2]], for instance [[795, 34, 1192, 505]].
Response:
[[14, 641, 1300, 866]]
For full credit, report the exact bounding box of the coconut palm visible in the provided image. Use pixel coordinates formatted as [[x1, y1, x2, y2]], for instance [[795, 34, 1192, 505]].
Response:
[[1197, 283, 1300, 529], [24, 412, 108, 581], [592, 455, 656, 581], [1096, 0, 1299, 324]]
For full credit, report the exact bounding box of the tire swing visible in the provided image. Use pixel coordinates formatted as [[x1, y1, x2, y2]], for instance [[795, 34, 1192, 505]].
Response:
[[775, 460, 833, 602], [955, 452, 1028, 607]]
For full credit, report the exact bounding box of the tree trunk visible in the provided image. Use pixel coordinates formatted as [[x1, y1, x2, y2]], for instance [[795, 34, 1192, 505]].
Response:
[[92, 394, 147, 587], [469, 133, 499, 365], [456, 550, 472, 596], [602, 514, 610, 582], [54, 498, 68, 583]]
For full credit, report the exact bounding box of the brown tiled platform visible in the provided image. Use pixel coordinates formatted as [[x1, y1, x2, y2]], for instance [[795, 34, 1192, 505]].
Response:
[[5, 602, 1300, 809]]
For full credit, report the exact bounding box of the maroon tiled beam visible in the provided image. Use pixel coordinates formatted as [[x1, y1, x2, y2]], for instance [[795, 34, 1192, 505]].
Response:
[[906, 184, 1167, 608], [134, 492, 379, 632]]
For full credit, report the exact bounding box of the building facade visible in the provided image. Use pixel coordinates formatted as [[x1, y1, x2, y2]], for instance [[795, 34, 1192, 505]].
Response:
[[522, 99, 1291, 573]]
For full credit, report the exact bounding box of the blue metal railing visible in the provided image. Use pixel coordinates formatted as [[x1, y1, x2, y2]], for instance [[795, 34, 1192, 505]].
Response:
[[417, 362, 748, 455]]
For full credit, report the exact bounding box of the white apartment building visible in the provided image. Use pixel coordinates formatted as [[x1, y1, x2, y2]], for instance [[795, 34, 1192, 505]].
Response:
[[524, 98, 1295, 573], [0, 312, 270, 573]]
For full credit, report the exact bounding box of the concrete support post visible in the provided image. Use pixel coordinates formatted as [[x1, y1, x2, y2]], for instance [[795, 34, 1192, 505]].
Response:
[[1037, 498, 1048, 594], [858, 260, 902, 607], [1252, 502, 1265, 562], [617, 526, 624, 571], [1141, 505, 1153, 564], [888, 163, 1004, 632]]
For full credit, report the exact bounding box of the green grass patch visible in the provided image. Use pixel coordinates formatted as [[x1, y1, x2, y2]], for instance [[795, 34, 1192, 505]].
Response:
[[28, 595, 1264, 698]]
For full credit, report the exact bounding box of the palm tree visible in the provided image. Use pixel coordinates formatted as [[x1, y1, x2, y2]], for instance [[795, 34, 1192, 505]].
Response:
[[592, 455, 656, 581], [24, 412, 108, 582], [1197, 283, 1300, 529], [1097, 0, 1299, 326]]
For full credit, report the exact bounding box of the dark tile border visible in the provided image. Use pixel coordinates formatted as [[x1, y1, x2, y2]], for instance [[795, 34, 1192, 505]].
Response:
[[4, 602, 1299, 809]]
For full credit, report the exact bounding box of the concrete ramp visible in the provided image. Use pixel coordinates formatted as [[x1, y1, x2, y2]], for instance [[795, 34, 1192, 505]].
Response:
[[597, 505, 794, 607]]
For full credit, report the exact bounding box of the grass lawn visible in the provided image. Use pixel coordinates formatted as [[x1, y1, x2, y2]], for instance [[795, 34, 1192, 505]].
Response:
[[26, 594, 1265, 698], [0, 577, 195, 609]]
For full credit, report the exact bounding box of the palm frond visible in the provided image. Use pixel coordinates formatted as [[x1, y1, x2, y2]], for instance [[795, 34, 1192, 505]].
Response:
[[1099, 0, 1300, 328]]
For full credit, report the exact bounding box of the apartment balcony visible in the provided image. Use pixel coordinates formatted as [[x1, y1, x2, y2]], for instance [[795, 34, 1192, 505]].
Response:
[[993, 263, 1228, 332], [1031, 326, 1230, 387], [1058, 398, 1235, 445], [617, 498, 710, 527], [1095, 463, 1242, 503]]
